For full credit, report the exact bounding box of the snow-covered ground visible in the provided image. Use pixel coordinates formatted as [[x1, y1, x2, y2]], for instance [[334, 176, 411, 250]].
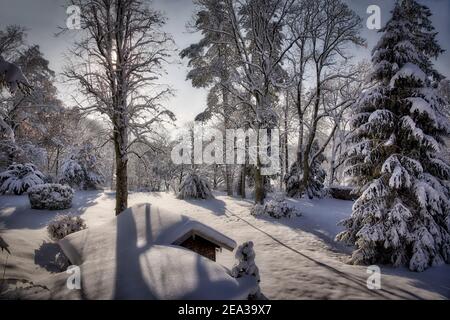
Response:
[[0, 190, 449, 299]]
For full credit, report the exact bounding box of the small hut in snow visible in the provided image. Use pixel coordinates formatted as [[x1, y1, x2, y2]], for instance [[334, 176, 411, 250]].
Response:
[[58, 204, 258, 299]]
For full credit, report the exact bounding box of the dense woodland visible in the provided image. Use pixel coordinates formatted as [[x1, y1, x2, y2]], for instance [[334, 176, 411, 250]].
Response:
[[1, 0, 449, 273]]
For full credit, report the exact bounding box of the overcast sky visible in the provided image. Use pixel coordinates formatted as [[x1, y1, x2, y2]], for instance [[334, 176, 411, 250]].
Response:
[[1, 0, 449, 126]]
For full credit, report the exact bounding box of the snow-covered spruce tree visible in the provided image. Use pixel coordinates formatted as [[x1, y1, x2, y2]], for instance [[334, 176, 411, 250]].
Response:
[[59, 143, 104, 190], [285, 140, 326, 198], [0, 163, 45, 195], [180, 0, 237, 197], [336, 0, 450, 272], [177, 172, 214, 200]]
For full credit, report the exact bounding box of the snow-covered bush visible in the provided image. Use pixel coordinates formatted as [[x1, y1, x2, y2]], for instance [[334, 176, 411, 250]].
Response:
[[285, 140, 327, 199], [59, 143, 104, 190], [337, 0, 450, 272], [177, 172, 214, 199], [46, 214, 86, 241], [231, 241, 261, 299], [28, 184, 74, 210], [251, 193, 301, 219], [0, 163, 45, 195]]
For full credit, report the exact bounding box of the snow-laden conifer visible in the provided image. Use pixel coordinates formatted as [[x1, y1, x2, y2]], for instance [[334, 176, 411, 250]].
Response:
[[336, 0, 450, 272]]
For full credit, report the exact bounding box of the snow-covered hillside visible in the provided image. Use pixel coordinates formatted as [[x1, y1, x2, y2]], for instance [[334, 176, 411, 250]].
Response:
[[1, 191, 448, 299]]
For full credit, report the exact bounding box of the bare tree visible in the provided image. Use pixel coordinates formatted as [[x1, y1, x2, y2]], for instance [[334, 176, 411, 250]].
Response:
[[285, 0, 365, 197], [63, 0, 175, 215]]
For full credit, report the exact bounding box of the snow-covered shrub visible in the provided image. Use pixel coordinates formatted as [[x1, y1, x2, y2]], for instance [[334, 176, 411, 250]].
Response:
[[46, 214, 86, 241], [336, 0, 450, 272], [59, 143, 104, 190], [231, 241, 261, 299], [0, 163, 45, 195], [285, 140, 326, 199], [28, 184, 74, 210], [177, 172, 214, 199], [251, 193, 301, 219]]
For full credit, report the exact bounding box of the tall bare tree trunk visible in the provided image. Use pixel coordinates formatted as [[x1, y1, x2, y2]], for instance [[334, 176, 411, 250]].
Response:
[[114, 122, 128, 215], [254, 129, 264, 204], [329, 134, 338, 186], [237, 164, 246, 198], [302, 67, 321, 197], [283, 90, 289, 189], [254, 164, 264, 204], [223, 89, 233, 196]]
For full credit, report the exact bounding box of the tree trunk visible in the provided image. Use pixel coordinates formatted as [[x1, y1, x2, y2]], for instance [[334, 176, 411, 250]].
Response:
[[113, 89, 129, 215], [223, 90, 233, 196], [213, 164, 218, 189], [225, 165, 233, 196], [254, 163, 264, 204], [296, 45, 305, 164], [237, 164, 246, 198], [302, 66, 322, 197], [114, 124, 128, 215], [328, 134, 337, 186], [55, 147, 60, 177], [254, 128, 264, 204], [279, 129, 284, 190], [283, 90, 289, 189], [110, 153, 115, 190]]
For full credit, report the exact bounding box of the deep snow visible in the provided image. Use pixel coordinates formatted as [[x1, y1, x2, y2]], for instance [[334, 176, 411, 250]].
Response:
[[0, 191, 449, 299]]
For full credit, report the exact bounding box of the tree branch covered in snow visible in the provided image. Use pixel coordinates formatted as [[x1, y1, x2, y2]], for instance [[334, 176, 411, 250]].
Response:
[[62, 0, 176, 215], [337, 0, 450, 272]]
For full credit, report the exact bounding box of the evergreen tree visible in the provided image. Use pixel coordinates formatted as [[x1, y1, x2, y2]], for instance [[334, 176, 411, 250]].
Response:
[[285, 140, 326, 198], [181, 0, 239, 197], [336, 0, 450, 272], [59, 143, 104, 190]]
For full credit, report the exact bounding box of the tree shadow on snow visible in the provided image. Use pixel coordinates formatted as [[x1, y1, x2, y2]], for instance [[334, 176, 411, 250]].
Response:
[[183, 197, 227, 216], [0, 190, 102, 230], [233, 207, 426, 299], [112, 203, 156, 299], [254, 213, 351, 255], [34, 241, 68, 273], [378, 265, 450, 299]]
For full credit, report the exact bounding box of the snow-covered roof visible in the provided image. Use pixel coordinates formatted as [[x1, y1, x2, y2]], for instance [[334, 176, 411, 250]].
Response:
[[58, 204, 253, 299]]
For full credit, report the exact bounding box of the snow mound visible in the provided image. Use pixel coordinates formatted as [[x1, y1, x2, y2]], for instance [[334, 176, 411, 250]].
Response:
[[81, 244, 257, 299], [28, 184, 74, 210], [58, 204, 256, 299]]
